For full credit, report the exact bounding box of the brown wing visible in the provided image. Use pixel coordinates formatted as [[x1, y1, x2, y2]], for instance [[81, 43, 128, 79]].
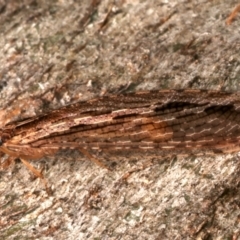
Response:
[[35, 102, 240, 154], [3, 89, 240, 158]]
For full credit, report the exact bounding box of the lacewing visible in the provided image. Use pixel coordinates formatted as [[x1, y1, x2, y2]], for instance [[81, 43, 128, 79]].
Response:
[[1, 89, 240, 172]]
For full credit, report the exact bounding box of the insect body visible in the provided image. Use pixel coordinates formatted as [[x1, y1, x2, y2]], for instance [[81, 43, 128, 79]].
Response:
[[1, 89, 240, 168]]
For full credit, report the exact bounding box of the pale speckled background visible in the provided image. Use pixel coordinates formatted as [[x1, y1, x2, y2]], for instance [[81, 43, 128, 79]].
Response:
[[0, 0, 240, 239]]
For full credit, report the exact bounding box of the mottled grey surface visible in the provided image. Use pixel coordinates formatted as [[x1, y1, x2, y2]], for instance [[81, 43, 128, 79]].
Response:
[[0, 0, 240, 239]]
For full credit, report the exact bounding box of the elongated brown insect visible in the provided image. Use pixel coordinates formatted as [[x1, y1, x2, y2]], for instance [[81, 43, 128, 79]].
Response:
[[1, 89, 240, 179]]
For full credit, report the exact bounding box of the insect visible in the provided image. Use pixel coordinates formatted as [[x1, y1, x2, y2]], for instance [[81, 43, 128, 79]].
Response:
[[1, 89, 240, 184]]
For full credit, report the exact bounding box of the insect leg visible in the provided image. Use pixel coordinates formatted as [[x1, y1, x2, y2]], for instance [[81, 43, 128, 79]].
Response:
[[20, 158, 51, 194], [78, 148, 110, 170]]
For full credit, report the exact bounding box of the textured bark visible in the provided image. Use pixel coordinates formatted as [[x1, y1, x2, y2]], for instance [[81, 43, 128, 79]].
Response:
[[0, 0, 240, 239]]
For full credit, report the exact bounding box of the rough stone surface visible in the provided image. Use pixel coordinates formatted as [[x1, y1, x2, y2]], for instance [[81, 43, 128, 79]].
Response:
[[0, 1, 240, 239]]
